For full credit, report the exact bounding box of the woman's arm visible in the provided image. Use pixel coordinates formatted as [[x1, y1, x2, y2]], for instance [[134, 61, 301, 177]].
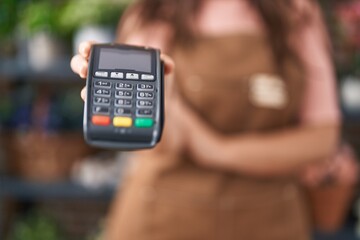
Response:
[[173, 97, 339, 177]]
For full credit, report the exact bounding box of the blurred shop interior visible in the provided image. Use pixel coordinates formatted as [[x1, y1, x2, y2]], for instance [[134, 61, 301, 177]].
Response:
[[0, 0, 360, 239]]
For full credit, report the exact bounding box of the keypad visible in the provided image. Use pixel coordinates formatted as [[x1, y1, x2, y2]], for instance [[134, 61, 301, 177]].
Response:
[[91, 73, 156, 128]]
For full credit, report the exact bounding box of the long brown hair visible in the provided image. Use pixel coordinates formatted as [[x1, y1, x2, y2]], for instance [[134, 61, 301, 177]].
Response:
[[129, 0, 316, 67]]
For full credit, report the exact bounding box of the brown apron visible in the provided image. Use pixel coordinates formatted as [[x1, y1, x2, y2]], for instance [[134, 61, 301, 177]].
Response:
[[106, 35, 310, 240]]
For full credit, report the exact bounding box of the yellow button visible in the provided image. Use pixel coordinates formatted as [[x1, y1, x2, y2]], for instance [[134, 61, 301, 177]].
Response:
[[113, 117, 132, 127]]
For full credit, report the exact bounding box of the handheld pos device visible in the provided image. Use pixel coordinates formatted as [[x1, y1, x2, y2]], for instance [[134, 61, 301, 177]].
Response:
[[83, 44, 164, 150]]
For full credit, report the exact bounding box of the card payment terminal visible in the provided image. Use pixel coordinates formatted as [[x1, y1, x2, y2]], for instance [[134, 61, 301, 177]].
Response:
[[83, 44, 164, 150]]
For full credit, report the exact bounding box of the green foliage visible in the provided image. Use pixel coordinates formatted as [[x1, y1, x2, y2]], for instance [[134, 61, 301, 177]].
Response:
[[19, 1, 60, 35], [0, 0, 18, 38], [58, 0, 130, 36], [0, 0, 131, 40], [10, 211, 62, 240]]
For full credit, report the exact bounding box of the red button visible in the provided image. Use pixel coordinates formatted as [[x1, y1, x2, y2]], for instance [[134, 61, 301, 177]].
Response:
[[92, 115, 110, 126]]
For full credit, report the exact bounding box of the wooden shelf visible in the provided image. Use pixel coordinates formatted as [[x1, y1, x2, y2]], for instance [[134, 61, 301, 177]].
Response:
[[0, 175, 115, 200], [0, 56, 81, 83]]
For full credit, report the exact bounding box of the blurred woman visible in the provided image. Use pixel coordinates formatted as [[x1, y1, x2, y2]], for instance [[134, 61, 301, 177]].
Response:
[[71, 0, 340, 239]]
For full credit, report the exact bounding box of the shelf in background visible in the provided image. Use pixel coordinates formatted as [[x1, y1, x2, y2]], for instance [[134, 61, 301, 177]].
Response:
[[0, 175, 115, 200], [0, 56, 81, 82]]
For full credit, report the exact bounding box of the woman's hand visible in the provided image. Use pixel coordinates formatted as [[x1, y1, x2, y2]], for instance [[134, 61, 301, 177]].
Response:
[[171, 97, 224, 167], [300, 144, 359, 187], [70, 41, 175, 101]]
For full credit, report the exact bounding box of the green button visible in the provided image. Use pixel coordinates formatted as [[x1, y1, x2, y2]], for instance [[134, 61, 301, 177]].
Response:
[[135, 118, 154, 128]]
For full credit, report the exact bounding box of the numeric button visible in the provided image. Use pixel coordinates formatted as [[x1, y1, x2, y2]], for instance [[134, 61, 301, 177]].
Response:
[[137, 84, 154, 91], [115, 108, 131, 116], [116, 83, 133, 90], [115, 99, 132, 107], [137, 100, 153, 108], [94, 89, 110, 97], [137, 92, 154, 99], [116, 91, 132, 99], [94, 81, 111, 88], [94, 97, 110, 106]]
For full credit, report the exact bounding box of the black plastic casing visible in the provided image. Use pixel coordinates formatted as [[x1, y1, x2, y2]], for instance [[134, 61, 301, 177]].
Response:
[[83, 44, 164, 150]]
